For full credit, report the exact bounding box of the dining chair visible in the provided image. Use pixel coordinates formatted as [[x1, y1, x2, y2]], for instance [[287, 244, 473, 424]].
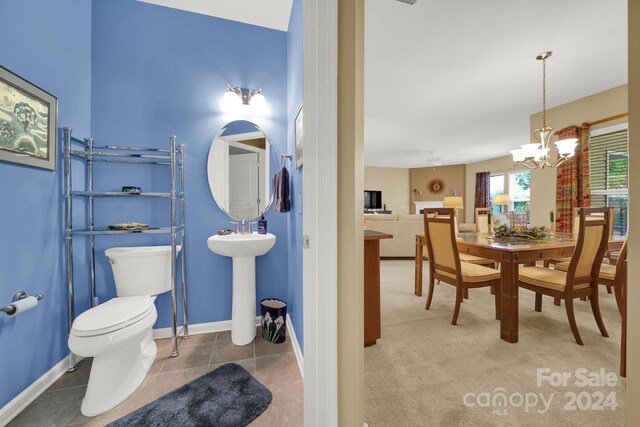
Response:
[[509, 211, 529, 229], [517, 208, 611, 345], [617, 257, 628, 377], [545, 207, 615, 268], [560, 240, 628, 374], [429, 210, 495, 297], [474, 207, 491, 234], [423, 208, 501, 325], [553, 238, 626, 297]]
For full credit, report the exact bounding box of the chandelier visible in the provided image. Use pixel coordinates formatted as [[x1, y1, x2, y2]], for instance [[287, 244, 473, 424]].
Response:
[[510, 51, 578, 169]]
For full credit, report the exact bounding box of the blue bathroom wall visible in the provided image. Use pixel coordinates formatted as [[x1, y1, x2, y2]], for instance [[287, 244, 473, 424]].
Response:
[[0, 0, 92, 408], [89, 0, 290, 328], [286, 0, 304, 352]]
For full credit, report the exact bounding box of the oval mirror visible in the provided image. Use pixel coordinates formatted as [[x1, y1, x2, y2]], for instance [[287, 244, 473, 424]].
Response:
[[207, 120, 276, 221]]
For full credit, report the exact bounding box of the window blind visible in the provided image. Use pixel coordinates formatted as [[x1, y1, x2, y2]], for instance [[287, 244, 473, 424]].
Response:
[[589, 129, 628, 193], [589, 128, 628, 236]]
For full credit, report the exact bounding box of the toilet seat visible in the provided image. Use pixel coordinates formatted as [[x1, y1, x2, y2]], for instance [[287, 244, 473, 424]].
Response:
[[71, 296, 155, 337]]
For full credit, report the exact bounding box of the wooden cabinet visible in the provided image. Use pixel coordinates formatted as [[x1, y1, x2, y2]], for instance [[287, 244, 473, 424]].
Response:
[[364, 230, 393, 346]]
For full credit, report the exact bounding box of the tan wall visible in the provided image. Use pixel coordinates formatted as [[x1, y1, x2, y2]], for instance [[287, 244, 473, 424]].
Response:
[[627, 1, 639, 423], [409, 165, 466, 215], [364, 167, 410, 214], [337, 0, 365, 425], [464, 85, 628, 226]]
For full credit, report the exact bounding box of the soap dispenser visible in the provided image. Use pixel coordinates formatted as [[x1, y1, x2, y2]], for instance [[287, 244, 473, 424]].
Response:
[[258, 214, 267, 235]]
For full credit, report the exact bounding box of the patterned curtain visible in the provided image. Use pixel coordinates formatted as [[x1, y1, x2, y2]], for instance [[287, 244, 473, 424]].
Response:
[[555, 123, 591, 232], [474, 172, 491, 208]]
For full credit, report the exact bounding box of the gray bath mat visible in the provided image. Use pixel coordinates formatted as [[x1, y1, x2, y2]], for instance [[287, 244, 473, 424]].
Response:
[[107, 363, 272, 427]]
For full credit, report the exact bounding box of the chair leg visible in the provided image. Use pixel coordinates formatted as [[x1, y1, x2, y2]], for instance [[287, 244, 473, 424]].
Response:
[[452, 286, 463, 325], [425, 276, 435, 310], [535, 293, 542, 312], [606, 285, 613, 294], [565, 298, 584, 346], [463, 288, 469, 300], [590, 289, 609, 338], [490, 284, 495, 295], [544, 260, 550, 268], [554, 297, 561, 306]]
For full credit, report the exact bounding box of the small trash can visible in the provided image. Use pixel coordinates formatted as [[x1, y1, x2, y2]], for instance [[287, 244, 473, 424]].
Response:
[[260, 298, 287, 343]]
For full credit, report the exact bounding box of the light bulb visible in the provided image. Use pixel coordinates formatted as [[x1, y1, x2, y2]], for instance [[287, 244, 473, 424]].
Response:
[[555, 138, 578, 156], [511, 148, 526, 162], [224, 90, 241, 106], [250, 92, 266, 107], [521, 143, 541, 158]]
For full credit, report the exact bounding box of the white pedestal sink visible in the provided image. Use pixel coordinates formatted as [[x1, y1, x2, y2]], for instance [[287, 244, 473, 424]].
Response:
[[207, 233, 276, 346]]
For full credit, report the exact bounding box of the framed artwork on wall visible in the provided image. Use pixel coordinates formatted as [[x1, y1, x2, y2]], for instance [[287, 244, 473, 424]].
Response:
[[295, 105, 303, 169], [0, 66, 58, 170]]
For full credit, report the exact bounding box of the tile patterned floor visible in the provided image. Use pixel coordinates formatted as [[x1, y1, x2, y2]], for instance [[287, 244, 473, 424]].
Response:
[[9, 328, 303, 427]]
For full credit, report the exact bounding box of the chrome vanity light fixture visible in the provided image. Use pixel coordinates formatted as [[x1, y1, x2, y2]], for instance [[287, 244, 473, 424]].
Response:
[[224, 84, 266, 106], [510, 51, 578, 169]]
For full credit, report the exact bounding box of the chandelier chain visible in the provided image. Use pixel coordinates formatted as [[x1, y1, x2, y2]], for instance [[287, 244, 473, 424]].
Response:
[[542, 57, 546, 129]]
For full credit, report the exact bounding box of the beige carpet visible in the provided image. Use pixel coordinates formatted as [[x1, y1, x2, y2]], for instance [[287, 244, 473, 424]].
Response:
[[365, 260, 625, 426]]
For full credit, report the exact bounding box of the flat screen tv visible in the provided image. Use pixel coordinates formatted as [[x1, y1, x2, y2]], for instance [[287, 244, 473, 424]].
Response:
[[364, 190, 382, 210]]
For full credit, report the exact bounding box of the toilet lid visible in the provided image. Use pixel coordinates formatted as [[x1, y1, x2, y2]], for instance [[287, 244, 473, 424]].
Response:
[[71, 296, 155, 337]]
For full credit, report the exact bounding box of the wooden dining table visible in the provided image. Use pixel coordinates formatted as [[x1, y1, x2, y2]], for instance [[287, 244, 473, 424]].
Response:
[[414, 232, 624, 344]]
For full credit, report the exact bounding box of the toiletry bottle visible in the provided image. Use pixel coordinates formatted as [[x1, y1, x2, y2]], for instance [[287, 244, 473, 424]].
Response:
[[258, 214, 267, 234]]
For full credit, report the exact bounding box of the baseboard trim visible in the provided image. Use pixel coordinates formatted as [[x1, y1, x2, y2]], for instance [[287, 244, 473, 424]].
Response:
[[0, 354, 80, 427], [286, 314, 304, 379], [152, 317, 261, 339]]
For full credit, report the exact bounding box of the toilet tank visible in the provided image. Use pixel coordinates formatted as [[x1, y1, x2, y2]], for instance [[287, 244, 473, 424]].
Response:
[[105, 246, 182, 297]]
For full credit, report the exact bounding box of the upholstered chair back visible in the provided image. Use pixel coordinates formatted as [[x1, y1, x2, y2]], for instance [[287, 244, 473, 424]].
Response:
[[475, 207, 491, 234], [572, 207, 614, 237], [566, 208, 610, 286], [423, 208, 460, 278], [614, 239, 628, 284]]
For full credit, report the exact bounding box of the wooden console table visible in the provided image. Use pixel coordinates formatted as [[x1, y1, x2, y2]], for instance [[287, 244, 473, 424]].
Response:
[[364, 229, 393, 346]]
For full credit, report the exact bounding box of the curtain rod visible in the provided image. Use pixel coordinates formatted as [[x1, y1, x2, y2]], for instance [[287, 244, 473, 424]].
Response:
[[588, 112, 628, 126], [554, 112, 628, 135]]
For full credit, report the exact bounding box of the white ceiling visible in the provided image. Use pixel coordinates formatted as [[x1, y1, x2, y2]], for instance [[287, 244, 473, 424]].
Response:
[[365, 0, 628, 168], [138, 0, 293, 31]]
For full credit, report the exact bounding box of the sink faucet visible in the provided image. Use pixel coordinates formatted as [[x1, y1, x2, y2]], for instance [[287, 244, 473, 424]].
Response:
[[230, 219, 256, 234]]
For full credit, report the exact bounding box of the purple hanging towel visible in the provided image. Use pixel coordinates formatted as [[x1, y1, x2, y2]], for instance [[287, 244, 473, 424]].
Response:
[[273, 166, 291, 213]]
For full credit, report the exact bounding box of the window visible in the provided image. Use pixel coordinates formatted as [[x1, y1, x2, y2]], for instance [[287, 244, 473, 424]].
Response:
[[589, 125, 628, 236], [489, 174, 504, 214], [509, 171, 531, 213]]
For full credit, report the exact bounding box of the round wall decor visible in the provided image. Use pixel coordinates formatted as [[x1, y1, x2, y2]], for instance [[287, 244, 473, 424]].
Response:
[[429, 179, 444, 194]]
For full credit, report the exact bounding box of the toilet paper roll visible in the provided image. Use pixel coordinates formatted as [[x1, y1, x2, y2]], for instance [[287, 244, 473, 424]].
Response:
[[7, 296, 38, 317]]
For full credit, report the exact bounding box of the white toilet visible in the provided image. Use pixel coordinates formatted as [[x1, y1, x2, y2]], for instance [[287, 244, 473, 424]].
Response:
[[68, 245, 180, 417]]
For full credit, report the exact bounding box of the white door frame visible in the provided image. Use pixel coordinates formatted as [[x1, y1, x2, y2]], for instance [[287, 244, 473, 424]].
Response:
[[303, 0, 339, 425]]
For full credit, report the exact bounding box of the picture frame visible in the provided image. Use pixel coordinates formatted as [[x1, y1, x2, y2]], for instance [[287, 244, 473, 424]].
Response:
[[294, 105, 303, 169], [0, 66, 58, 170]]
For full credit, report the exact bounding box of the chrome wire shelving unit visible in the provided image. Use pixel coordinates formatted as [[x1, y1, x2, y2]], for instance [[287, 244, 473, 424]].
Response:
[[63, 128, 188, 371]]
